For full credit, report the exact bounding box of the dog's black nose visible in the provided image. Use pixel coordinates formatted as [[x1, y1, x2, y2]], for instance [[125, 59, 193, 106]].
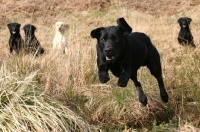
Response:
[[105, 48, 114, 56]]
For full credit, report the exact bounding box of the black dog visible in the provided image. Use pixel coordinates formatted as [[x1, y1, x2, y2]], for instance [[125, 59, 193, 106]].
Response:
[[7, 23, 24, 54], [23, 24, 45, 56], [177, 17, 196, 47], [90, 17, 168, 105]]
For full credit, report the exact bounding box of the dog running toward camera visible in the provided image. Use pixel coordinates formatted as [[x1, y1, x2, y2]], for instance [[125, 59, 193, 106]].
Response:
[[53, 22, 69, 54], [90, 17, 168, 106], [23, 24, 45, 56], [177, 17, 196, 47], [7, 23, 24, 54]]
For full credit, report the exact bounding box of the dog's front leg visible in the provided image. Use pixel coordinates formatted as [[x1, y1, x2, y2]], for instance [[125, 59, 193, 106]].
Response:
[[117, 65, 131, 87], [97, 49, 110, 83], [10, 47, 13, 53], [9, 41, 13, 53], [98, 64, 110, 83]]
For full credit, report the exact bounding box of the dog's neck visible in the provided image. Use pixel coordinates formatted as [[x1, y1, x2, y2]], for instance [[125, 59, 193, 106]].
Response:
[[25, 34, 36, 39], [55, 30, 65, 36], [180, 27, 192, 35]]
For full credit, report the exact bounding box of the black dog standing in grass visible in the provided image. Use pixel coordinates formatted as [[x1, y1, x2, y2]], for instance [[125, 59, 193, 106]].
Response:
[[177, 17, 196, 47], [7, 23, 24, 54], [90, 17, 168, 106], [23, 24, 45, 56]]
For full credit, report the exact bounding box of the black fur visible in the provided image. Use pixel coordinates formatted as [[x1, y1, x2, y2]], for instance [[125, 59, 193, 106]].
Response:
[[90, 17, 168, 105], [7, 23, 24, 54], [23, 24, 45, 56], [177, 17, 196, 47]]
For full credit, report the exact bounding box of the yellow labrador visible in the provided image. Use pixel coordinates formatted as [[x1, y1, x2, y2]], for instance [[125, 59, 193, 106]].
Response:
[[53, 22, 69, 53]]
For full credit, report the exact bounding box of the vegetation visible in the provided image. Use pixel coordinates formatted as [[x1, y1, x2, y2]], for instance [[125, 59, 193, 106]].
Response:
[[0, 0, 200, 131]]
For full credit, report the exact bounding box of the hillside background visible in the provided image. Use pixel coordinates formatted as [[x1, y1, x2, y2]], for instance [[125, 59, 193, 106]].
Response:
[[0, 0, 200, 132]]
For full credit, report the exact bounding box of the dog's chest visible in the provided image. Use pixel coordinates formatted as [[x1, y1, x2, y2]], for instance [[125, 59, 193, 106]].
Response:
[[179, 29, 191, 38], [54, 34, 66, 43], [107, 62, 124, 77], [10, 36, 21, 45], [53, 33, 67, 49]]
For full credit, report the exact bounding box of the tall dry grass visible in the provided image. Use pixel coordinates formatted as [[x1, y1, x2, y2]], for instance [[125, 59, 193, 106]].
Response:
[[0, 61, 101, 131], [0, 0, 200, 131]]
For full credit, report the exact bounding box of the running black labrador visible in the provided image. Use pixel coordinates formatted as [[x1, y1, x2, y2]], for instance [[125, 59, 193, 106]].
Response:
[[23, 24, 45, 56], [90, 17, 168, 105], [177, 17, 196, 47], [7, 23, 24, 54]]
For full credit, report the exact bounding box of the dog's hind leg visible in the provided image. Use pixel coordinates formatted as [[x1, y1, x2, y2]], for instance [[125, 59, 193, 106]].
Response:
[[156, 76, 168, 103], [190, 40, 196, 47], [131, 72, 147, 106], [146, 52, 168, 103]]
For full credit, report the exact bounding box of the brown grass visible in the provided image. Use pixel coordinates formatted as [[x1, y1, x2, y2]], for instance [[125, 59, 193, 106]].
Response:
[[120, 0, 200, 16]]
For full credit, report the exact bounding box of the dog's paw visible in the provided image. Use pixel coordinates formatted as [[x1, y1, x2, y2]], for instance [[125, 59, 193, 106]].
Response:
[[117, 76, 129, 87], [99, 72, 110, 83], [139, 94, 148, 106], [136, 86, 148, 105], [160, 92, 168, 103]]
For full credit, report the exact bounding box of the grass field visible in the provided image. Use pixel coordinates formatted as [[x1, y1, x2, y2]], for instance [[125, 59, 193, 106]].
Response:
[[0, 0, 200, 131]]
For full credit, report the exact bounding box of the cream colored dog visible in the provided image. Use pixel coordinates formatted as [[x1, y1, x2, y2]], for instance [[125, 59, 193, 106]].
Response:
[[53, 22, 69, 54]]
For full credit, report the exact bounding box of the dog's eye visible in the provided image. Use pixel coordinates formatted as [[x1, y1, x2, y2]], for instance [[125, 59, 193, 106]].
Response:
[[101, 38, 105, 43]]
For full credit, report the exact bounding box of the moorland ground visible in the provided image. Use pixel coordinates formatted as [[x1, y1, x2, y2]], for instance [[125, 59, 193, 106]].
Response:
[[0, 0, 200, 131]]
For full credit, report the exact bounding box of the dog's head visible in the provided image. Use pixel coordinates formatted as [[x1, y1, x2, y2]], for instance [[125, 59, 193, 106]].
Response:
[[55, 22, 69, 33], [23, 24, 36, 36], [7, 23, 21, 35], [178, 17, 192, 28], [90, 17, 132, 62]]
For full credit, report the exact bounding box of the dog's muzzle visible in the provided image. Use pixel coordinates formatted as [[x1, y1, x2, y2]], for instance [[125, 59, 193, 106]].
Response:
[[104, 48, 117, 61], [12, 31, 16, 34], [106, 56, 116, 61], [182, 24, 187, 28]]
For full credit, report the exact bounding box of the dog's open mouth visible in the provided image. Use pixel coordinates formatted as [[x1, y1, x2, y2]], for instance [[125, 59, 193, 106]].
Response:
[[182, 25, 186, 27], [12, 31, 16, 34], [106, 56, 115, 61]]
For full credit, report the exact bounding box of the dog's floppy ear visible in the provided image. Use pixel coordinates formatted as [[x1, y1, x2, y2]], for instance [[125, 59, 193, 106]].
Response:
[[7, 23, 11, 28], [52, 23, 56, 28], [90, 27, 105, 39], [64, 23, 69, 30], [177, 18, 181, 24], [22, 25, 27, 31], [116, 17, 132, 35], [64, 24, 69, 28], [187, 17, 192, 23], [16, 23, 21, 28], [31, 25, 36, 31]]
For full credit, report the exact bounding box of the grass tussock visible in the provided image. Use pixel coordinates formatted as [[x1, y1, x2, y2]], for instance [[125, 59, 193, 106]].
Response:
[[90, 94, 170, 128], [0, 63, 100, 132]]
